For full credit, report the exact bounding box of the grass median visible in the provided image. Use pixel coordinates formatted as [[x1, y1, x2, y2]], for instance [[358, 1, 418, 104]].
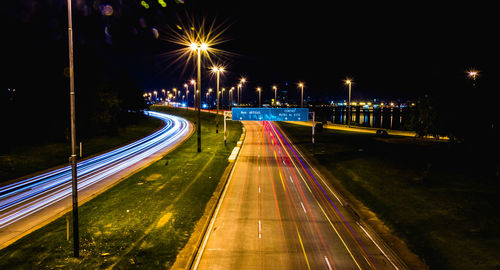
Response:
[[278, 122, 499, 270], [0, 106, 242, 269]]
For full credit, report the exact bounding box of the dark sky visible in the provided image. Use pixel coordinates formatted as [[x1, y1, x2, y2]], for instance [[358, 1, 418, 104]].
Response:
[[2, 0, 496, 103]]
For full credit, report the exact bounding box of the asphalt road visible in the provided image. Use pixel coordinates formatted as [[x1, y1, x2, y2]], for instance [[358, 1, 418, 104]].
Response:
[[0, 111, 192, 249], [194, 121, 407, 269]]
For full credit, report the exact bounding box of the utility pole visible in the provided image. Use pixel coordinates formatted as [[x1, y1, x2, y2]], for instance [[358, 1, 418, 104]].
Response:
[[196, 49, 202, 152], [66, 0, 79, 258]]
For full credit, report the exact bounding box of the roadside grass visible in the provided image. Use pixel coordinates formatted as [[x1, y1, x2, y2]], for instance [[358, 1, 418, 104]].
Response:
[[0, 106, 242, 269], [0, 116, 163, 182], [278, 122, 500, 270]]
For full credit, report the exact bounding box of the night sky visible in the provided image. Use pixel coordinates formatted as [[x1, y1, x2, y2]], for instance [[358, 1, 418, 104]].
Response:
[[2, 0, 496, 103]]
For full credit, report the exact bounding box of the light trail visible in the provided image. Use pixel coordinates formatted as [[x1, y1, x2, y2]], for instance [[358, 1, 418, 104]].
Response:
[[194, 120, 405, 269], [0, 111, 190, 230]]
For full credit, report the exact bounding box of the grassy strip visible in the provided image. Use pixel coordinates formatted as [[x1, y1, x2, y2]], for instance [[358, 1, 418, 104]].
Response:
[[0, 116, 163, 182], [0, 107, 242, 269], [278, 122, 499, 270]]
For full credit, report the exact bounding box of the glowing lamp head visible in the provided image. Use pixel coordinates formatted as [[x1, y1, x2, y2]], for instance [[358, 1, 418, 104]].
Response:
[[190, 43, 198, 51], [273, 85, 277, 90], [345, 79, 352, 85], [190, 79, 196, 85], [200, 43, 208, 51], [240, 78, 246, 83]]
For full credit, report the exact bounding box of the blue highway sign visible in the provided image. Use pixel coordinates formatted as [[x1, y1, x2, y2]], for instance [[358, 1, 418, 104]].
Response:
[[231, 108, 309, 121]]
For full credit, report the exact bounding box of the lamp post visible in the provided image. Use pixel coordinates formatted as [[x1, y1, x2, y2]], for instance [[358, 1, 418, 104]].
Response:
[[345, 79, 352, 127], [66, 0, 79, 257], [190, 79, 196, 109], [298, 82, 304, 108], [229, 87, 234, 109], [190, 43, 208, 153], [184, 83, 189, 106], [257, 87, 261, 107], [221, 88, 226, 109], [239, 78, 246, 105], [272, 85, 277, 107], [212, 66, 223, 133], [467, 70, 479, 87]]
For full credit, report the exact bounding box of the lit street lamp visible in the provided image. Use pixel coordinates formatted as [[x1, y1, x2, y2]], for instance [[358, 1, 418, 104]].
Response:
[[238, 78, 246, 105], [190, 79, 196, 108], [229, 87, 234, 109], [212, 66, 224, 133], [272, 85, 277, 107], [345, 79, 352, 127], [467, 69, 479, 87], [298, 82, 304, 108], [190, 42, 208, 152], [257, 87, 261, 107], [184, 83, 189, 106]]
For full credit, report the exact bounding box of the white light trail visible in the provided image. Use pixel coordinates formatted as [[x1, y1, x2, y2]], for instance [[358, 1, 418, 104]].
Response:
[[0, 111, 190, 229]]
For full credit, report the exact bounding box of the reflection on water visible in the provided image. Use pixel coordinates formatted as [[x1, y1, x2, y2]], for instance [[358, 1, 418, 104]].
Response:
[[331, 107, 408, 130]]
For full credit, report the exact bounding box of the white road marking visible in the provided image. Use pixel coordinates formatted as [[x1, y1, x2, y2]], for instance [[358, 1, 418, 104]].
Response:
[[258, 220, 262, 239], [300, 201, 307, 213], [357, 222, 399, 270], [324, 256, 333, 270], [289, 176, 294, 183]]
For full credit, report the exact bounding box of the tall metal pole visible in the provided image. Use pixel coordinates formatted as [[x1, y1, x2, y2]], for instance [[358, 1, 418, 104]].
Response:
[[197, 48, 202, 152], [216, 70, 220, 133], [237, 84, 240, 106], [301, 85, 304, 108], [193, 82, 197, 110], [348, 82, 352, 128], [66, 0, 79, 258], [273, 86, 277, 107]]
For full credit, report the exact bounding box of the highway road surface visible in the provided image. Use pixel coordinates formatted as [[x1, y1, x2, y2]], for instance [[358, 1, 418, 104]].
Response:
[[0, 111, 192, 249], [193, 121, 407, 269]]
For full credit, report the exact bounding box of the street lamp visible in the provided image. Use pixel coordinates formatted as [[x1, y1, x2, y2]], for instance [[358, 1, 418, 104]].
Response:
[[239, 78, 246, 105], [221, 88, 226, 109], [211, 66, 224, 133], [467, 69, 479, 87], [190, 79, 196, 108], [66, 0, 79, 257], [345, 79, 352, 127], [298, 82, 304, 108], [272, 85, 277, 107], [257, 87, 261, 107], [184, 83, 189, 106], [190, 42, 208, 152], [229, 87, 234, 109], [207, 88, 212, 105]]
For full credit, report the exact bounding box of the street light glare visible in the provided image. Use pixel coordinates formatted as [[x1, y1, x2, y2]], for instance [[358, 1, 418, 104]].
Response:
[[200, 43, 209, 51], [190, 43, 198, 51]]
